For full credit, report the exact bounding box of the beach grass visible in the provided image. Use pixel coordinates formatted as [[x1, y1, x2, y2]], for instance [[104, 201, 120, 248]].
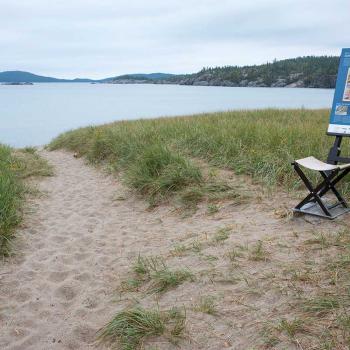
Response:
[[97, 306, 186, 349], [49, 108, 335, 201], [0, 145, 52, 256], [122, 255, 194, 294]]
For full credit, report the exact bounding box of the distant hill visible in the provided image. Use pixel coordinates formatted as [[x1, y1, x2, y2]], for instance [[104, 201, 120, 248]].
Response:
[[0, 71, 94, 83], [102, 73, 175, 82], [124, 73, 175, 80], [0, 70, 175, 83], [169, 56, 339, 88], [0, 57, 340, 88]]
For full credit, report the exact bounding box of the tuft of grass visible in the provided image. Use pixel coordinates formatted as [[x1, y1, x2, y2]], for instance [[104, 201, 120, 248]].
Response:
[[207, 203, 219, 215], [13, 149, 53, 178], [0, 145, 52, 256], [303, 296, 340, 314], [202, 254, 219, 262], [123, 255, 194, 294], [179, 187, 204, 206], [22, 146, 37, 154], [213, 227, 231, 243], [120, 278, 143, 292], [193, 296, 218, 315], [276, 318, 304, 338], [179, 181, 248, 213], [150, 268, 194, 294], [170, 244, 188, 257], [164, 307, 187, 344], [0, 145, 23, 255], [191, 240, 203, 253], [304, 231, 331, 250], [125, 145, 202, 204], [97, 307, 165, 350], [248, 241, 269, 261], [226, 248, 243, 262], [97, 306, 186, 350], [132, 255, 165, 276], [133, 255, 152, 276], [260, 323, 281, 347], [204, 181, 249, 204]]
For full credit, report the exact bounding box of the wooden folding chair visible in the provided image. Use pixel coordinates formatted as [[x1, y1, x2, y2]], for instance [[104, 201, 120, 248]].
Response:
[[292, 154, 350, 219], [292, 134, 350, 219]]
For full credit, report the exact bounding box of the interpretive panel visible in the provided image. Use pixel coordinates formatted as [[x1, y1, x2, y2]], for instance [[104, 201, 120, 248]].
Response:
[[328, 48, 350, 135]]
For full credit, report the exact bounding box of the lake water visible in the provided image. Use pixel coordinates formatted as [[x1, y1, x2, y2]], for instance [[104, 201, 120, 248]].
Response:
[[0, 83, 334, 147]]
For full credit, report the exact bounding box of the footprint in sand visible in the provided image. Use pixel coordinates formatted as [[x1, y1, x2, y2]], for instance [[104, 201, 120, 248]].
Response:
[[73, 272, 91, 282], [72, 324, 96, 343], [48, 271, 70, 283], [73, 252, 90, 261], [55, 284, 77, 302], [51, 235, 70, 243]]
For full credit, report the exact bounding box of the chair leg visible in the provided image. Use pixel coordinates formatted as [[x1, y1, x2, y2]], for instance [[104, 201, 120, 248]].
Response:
[[313, 194, 332, 217], [320, 171, 348, 208], [293, 163, 332, 217], [318, 168, 350, 208]]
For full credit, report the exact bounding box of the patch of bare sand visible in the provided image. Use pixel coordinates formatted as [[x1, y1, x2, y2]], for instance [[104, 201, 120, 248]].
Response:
[[0, 150, 349, 349]]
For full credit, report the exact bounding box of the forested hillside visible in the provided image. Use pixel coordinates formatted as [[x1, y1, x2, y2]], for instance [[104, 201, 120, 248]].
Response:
[[169, 56, 339, 88]]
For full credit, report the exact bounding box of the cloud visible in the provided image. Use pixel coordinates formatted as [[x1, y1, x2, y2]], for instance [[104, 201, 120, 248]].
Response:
[[0, 0, 348, 78]]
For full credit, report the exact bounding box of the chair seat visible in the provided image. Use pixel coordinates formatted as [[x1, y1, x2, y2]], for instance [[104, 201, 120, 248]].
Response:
[[295, 156, 350, 171]]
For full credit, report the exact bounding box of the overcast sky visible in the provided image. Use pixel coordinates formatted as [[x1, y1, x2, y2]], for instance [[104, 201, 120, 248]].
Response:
[[0, 0, 348, 79]]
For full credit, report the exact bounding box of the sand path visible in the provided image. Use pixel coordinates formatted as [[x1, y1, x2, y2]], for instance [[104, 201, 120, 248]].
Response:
[[0, 150, 173, 350]]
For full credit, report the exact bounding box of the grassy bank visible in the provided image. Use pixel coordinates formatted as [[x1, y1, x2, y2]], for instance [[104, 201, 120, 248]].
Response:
[[0, 145, 52, 256], [49, 109, 333, 200]]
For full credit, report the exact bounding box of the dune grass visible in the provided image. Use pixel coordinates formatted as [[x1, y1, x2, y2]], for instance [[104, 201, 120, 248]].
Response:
[[49, 109, 336, 201], [97, 306, 186, 350], [121, 255, 194, 294], [0, 145, 52, 256]]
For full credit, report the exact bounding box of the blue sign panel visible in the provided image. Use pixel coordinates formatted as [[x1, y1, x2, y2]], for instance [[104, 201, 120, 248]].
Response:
[[328, 48, 350, 135]]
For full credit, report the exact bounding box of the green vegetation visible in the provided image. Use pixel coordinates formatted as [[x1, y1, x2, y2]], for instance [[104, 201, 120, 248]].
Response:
[[248, 241, 269, 262], [170, 244, 187, 257], [97, 306, 186, 350], [172, 56, 338, 88], [49, 109, 334, 202], [150, 268, 193, 294], [193, 296, 218, 315], [303, 296, 340, 314], [207, 203, 219, 215], [213, 227, 231, 243], [0, 145, 52, 256], [121, 255, 194, 294], [105, 56, 338, 88], [0, 145, 23, 255], [226, 247, 243, 262], [276, 318, 305, 338]]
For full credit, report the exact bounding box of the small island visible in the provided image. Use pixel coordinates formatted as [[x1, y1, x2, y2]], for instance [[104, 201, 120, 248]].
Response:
[[1, 82, 34, 86]]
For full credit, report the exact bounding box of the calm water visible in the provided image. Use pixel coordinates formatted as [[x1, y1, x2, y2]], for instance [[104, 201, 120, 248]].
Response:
[[0, 83, 334, 147]]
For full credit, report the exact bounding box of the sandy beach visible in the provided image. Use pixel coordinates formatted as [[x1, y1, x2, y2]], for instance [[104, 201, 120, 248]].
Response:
[[0, 149, 347, 349]]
